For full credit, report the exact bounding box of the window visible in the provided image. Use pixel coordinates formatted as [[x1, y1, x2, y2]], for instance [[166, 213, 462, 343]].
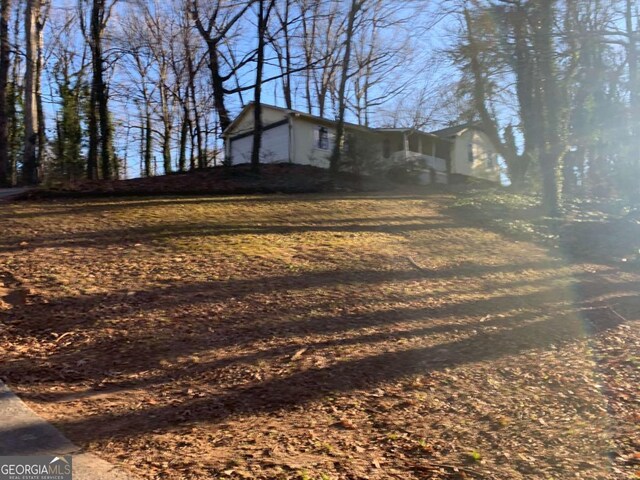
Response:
[[383, 139, 391, 159], [468, 142, 474, 163], [315, 126, 330, 150]]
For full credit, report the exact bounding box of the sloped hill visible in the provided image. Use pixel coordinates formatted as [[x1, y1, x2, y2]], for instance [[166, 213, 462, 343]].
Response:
[[23, 164, 384, 198], [0, 191, 638, 479]]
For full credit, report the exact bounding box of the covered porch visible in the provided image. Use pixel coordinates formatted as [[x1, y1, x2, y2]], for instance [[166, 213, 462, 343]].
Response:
[[377, 129, 452, 183]]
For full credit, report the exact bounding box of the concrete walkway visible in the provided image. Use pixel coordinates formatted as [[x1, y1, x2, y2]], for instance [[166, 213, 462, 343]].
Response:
[[0, 381, 137, 479], [0, 188, 30, 201]]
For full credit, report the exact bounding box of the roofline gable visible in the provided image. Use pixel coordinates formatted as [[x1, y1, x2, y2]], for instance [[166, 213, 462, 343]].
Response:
[[223, 103, 473, 141], [222, 102, 290, 136]]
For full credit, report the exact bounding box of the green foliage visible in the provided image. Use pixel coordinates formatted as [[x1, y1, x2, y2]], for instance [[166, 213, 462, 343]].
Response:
[[453, 188, 540, 212], [52, 59, 88, 181], [452, 187, 640, 263], [417, 438, 429, 449], [340, 131, 384, 176], [455, 1, 640, 209], [468, 450, 482, 462]]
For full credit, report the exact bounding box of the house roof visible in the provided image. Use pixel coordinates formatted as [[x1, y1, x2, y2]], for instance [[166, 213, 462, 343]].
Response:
[[223, 103, 470, 142], [376, 127, 448, 141], [429, 123, 478, 138], [222, 102, 373, 136]]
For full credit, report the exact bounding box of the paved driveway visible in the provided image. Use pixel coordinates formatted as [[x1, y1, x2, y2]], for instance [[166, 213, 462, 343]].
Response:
[[0, 188, 30, 200], [0, 381, 137, 479]]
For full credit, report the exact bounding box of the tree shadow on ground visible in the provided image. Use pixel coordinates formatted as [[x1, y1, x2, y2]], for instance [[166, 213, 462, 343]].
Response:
[[0, 219, 459, 253], [2, 291, 635, 447], [1, 191, 638, 460], [1, 252, 637, 444]]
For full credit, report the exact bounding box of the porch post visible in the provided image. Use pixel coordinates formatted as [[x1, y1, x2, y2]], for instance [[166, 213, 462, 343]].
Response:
[[403, 132, 409, 161]]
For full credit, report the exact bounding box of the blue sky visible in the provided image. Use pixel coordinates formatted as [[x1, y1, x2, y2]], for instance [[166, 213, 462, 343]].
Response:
[[39, 0, 460, 178]]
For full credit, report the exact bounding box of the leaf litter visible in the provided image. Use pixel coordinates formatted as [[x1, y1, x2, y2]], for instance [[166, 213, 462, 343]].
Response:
[[0, 192, 638, 479]]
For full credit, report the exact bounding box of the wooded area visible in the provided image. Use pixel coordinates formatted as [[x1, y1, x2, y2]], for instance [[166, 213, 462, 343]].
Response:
[[0, 0, 639, 214]]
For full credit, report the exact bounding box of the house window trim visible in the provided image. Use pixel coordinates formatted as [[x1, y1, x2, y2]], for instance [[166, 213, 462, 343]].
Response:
[[315, 126, 330, 150]]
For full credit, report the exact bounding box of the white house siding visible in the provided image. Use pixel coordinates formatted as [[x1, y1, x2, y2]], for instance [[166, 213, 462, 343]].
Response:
[[224, 105, 502, 183], [290, 117, 334, 168], [231, 107, 288, 136], [451, 130, 500, 182], [230, 122, 290, 165]]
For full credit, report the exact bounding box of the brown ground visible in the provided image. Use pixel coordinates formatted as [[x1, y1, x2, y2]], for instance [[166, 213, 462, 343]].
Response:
[[0, 192, 638, 480]]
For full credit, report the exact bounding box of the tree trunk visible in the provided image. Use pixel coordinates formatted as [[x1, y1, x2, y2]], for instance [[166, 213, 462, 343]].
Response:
[[90, 0, 113, 180], [162, 117, 172, 174], [87, 0, 101, 180], [96, 58, 112, 179], [533, 0, 562, 215], [203, 113, 210, 167], [23, 0, 40, 185], [87, 79, 99, 179], [329, 0, 361, 177], [626, 0, 638, 131], [159, 63, 172, 174], [279, 0, 292, 109], [251, 0, 269, 173], [144, 105, 152, 177], [178, 106, 189, 173], [540, 152, 559, 215], [207, 46, 232, 132], [626, 0, 639, 195], [463, 7, 530, 188], [188, 102, 196, 170], [300, 1, 316, 114], [36, 30, 45, 170], [184, 38, 204, 168], [0, 0, 11, 187], [191, 0, 254, 134], [190, 84, 204, 169]]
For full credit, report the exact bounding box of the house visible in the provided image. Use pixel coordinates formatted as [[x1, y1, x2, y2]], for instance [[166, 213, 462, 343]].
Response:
[[222, 103, 501, 183]]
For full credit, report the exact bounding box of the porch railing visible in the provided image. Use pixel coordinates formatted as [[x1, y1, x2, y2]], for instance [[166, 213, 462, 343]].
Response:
[[390, 151, 448, 172]]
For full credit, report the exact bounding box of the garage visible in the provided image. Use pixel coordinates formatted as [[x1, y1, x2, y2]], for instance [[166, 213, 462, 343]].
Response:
[[230, 121, 290, 165]]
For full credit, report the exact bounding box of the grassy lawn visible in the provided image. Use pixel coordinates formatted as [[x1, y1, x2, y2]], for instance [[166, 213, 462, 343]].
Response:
[[0, 192, 638, 479]]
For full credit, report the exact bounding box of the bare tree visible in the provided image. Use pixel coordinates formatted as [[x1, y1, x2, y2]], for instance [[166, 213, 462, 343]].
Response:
[[268, 0, 300, 109], [191, 0, 255, 132], [23, 0, 47, 185], [0, 0, 11, 186], [297, 0, 322, 113], [81, 0, 118, 180], [309, 1, 344, 117], [348, 0, 412, 126], [250, 0, 275, 173], [48, 10, 89, 180], [329, 0, 364, 177], [139, 0, 175, 174], [168, 3, 197, 172], [457, 5, 532, 188]]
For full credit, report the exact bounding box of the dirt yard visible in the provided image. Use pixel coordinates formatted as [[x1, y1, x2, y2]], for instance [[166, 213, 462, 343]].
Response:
[[0, 192, 638, 479]]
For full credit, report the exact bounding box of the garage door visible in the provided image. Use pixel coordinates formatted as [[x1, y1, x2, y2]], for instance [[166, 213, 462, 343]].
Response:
[[230, 123, 289, 165]]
